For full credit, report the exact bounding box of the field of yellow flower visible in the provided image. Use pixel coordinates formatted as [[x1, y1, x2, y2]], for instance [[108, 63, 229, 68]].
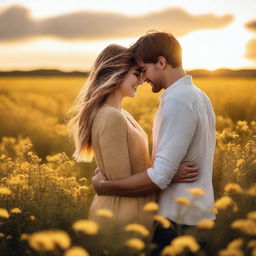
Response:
[[0, 76, 255, 256]]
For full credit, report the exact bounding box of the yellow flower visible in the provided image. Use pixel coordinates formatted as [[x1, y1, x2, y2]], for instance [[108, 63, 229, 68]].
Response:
[[233, 203, 239, 212], [186, 188, 205, 196], [228, 239, 243, 249], [95, 209, 113, 218], [161, 245, 176, 256], [64, 246, 90, 256], [196, 219, 215, 229], [124, 223, 149, 236], [30, 215, 36, 220], [79, 177, 87, 182], [247, 211, 256, 221], [248, 240, 256, 248], [224, 183, 243, 193], [72, 220, 99, 235], [0, 187, 12, 195], [153, 215, 171, 228], [0, 233, 4, 238], [219, 238, 244, 256], [171, 235, 200, 254], [231, 219, 256, 235], [46, 231, 71, 250], [0, 208, 9, 218], [0, 154, 7, 161], [7, 175, 23, 185], [236, 159, 245, 167], [125, 238, 145, 250], [143, 202, 159, 212], [10, 208, 22, 214], [233, 168, 240, 174], [20, 233, 30, 240], [219, 248, 243, 256], [28, 230, 71, 251], [247, 185, 256, 196], [214, 196, 233, 210], [20, 162, 30, 171], [78, 186, 89, 193], [175, 197, 191, 206]]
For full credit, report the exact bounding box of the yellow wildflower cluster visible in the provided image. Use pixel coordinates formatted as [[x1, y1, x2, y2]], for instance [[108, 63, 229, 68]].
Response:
[[219, 238, 244, 256], [153, 215, 171, 229], [124, 223, 149, 237], [64, 246, 90, 256], [162, 235, 200, 255], [224, 183, 243, 193], [125, 238, 145, 250], [0, 187, 11, 195], [175, 197, 191, 206], [186, 188, 205, 196], [95, 209, 114, 218], [231, 219, 256, 235], [10, 207, 22, 214], [143, 201, 159, 212], [0, 208, 9, 218], [196, 219, 215, 229], [214, 196, 233, 210], [28, 230, 71, 251], [72, 219, 99, 235]]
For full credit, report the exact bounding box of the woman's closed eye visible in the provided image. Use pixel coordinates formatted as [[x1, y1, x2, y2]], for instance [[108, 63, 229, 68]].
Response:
[[133, 72, 141, 78]]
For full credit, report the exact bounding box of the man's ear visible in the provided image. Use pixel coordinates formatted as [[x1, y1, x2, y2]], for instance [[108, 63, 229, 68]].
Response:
[[157, 56, 167, 70]]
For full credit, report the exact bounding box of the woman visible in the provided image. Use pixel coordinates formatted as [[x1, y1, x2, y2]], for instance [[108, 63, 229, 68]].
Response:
[[67, 44, 192, 233]]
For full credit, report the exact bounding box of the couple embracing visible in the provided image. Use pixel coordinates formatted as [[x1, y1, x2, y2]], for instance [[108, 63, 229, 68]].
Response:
[[68, 31, 216, 255]]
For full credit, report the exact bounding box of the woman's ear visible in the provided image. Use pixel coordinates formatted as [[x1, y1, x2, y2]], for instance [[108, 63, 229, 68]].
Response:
[[157, 56, 167, 70]]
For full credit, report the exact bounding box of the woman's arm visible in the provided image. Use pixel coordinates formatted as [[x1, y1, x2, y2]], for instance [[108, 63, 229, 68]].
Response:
[[97, 110, 132, 180]]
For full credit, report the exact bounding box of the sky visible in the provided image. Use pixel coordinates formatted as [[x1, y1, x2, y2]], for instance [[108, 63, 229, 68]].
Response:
[[0, 0, 256, 71]]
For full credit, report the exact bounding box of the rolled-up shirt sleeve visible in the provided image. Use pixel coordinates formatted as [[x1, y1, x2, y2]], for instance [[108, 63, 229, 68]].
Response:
[[147, 97, 197, 190]]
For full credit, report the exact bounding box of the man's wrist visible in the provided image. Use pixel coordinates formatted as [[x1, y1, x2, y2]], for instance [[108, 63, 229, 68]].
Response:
[[99, 180, 113, 195]]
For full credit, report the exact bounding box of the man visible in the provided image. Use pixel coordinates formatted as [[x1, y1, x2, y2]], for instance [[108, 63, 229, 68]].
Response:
[[91, 32, 216, 255]]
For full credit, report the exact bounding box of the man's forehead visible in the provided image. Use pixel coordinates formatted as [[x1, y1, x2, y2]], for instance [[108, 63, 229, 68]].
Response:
[[136, 59, 145, 66], [135, 60, 148, 70]]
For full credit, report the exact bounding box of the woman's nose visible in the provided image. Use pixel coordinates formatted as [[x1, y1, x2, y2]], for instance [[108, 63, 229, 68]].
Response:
[[137, 73, 145, 84]]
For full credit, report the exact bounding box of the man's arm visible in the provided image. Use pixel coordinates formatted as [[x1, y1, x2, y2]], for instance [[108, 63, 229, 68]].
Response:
[[92, 161, 198, 196], [92, 170, 159, 196]]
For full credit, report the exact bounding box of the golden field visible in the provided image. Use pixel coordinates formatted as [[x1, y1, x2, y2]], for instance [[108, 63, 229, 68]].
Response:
[[0, 76, 255, 256]]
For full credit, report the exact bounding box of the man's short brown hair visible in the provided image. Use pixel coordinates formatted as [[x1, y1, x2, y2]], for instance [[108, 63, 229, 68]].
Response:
[[130, 31, 182, 68]]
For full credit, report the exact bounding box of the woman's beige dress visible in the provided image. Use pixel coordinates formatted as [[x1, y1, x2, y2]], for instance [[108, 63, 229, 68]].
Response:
[[88, 104, 158, 234]]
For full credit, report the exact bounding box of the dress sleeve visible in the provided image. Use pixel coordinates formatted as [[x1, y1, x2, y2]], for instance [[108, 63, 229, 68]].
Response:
[[98, 110, 132, 180]]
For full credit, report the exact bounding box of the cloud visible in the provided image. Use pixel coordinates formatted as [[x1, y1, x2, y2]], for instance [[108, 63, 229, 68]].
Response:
[[245, 19, 256, 32], [0, 5, 234, 42], [245, 38, 256, 61]]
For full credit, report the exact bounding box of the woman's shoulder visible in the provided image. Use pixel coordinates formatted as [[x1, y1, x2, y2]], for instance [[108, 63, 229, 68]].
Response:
[[95, 104, 127, 127], [121, 108, 134, 120]]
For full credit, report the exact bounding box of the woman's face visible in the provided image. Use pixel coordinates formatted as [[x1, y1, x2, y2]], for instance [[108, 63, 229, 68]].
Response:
[[117, 66, 142, 98]]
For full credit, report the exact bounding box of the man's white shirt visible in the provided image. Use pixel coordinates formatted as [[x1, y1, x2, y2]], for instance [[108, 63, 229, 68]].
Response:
[[147, 75, 216, 225]]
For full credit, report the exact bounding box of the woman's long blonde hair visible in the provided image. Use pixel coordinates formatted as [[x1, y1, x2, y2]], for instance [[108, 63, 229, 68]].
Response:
[[67, 44, 136, 162]]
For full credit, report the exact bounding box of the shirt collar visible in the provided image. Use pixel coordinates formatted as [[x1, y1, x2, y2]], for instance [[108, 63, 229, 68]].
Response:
[[160, 75, 193, 100]]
